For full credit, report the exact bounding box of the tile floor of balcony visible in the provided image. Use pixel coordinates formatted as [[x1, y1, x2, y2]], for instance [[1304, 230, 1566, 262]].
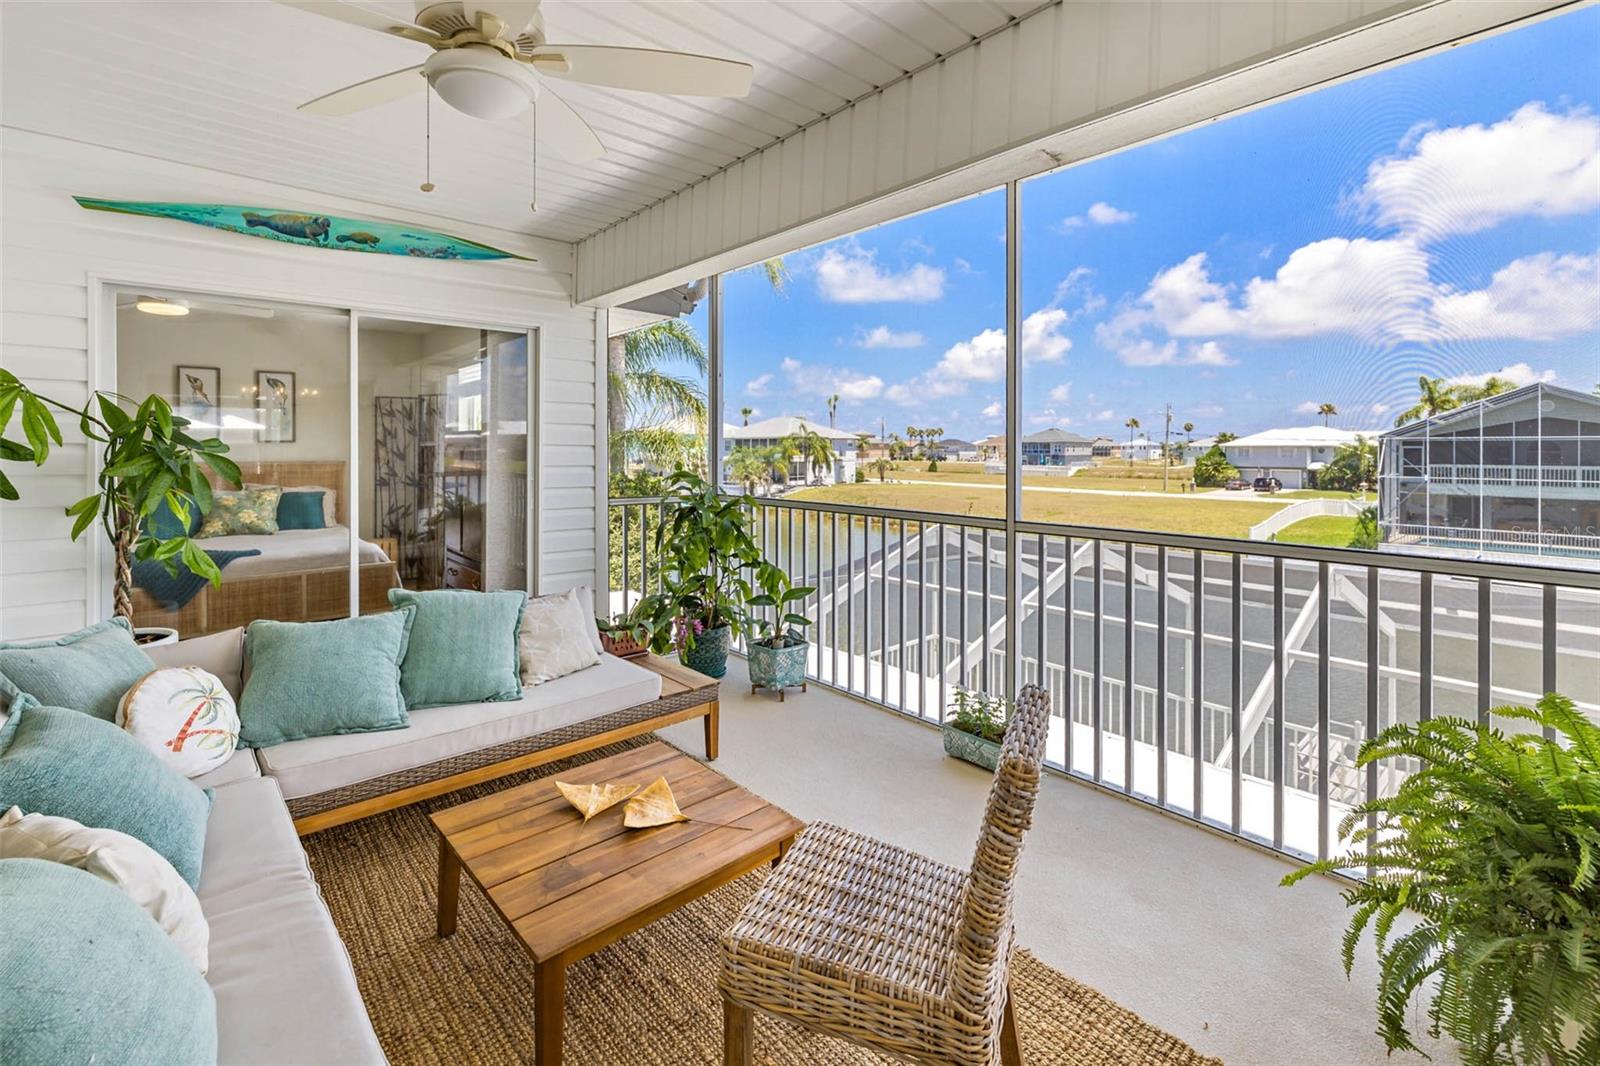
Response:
[[659, 656, 1454, 1066]]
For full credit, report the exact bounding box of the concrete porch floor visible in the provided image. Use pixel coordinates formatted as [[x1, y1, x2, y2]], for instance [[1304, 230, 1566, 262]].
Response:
[[659, 657, 1452, 1066]]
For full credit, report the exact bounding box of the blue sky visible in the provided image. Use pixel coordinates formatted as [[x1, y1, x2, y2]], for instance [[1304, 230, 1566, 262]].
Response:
[[715, 6, 1599, 444]]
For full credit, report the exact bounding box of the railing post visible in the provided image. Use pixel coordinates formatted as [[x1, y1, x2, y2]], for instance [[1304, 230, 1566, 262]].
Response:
[[1003, 178, 1022, 702]]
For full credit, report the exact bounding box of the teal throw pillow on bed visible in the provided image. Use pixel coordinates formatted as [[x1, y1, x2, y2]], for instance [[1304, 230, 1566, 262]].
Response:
[[0, 617, 156, 722], [238, 608, 416, 747], [0, 698, 213, 888], [0, 858, 218, 1066], [275, 490, 327, 531], [387, 588, 526, 709], [143, 493, 204, 539]]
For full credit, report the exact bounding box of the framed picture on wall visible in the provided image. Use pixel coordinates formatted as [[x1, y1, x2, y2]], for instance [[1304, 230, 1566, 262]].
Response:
[[256, 369, 296, 443], [174, 365, 220, 422]]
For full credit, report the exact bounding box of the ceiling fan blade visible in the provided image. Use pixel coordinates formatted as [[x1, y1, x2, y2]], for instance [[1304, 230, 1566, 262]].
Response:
[[529, 44, 753, 98], [463, 0, 541, 36], [527, 84, 605, 163], [277, 1, 440, 43], [298, 65, 426, 115]]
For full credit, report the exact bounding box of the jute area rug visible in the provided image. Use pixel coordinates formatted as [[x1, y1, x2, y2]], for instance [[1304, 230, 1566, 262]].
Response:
[[302, 736, 1222, 1066]]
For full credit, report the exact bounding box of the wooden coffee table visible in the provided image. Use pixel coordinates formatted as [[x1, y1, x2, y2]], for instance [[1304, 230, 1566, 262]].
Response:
[[430, 741, 803, 1066]]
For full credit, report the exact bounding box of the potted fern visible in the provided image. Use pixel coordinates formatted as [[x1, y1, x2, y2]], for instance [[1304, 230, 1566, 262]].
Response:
[[1283, 693, 1599, 1065], [942, 687, 1011, 771]]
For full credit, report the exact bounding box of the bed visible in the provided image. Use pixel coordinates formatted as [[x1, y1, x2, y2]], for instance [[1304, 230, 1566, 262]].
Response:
[[132, 460, 400, 638]]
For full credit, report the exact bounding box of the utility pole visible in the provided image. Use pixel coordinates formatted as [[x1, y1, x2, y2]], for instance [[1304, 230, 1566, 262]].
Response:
[[1162, 402, 1174, 493]]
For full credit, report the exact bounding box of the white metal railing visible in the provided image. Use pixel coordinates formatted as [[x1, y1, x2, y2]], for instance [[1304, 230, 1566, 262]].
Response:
[[1384, 522, 1600, 558], [1424, 463, 1600, 489], [611, 495, 1600, 867]]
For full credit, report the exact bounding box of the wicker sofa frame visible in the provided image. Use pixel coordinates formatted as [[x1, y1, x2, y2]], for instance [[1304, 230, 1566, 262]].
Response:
[[290, 656, 719, 836]]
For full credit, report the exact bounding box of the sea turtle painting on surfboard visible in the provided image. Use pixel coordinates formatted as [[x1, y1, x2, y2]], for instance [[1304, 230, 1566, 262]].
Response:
[[73, 197, 533, 262]]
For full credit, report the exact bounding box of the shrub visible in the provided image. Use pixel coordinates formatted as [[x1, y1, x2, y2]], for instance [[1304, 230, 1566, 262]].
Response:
[[1193, 445, 1240, 487], [1351, 506, 1380, 549]]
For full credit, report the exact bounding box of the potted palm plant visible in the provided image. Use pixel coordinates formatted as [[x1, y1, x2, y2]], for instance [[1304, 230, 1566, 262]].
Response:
[[0, 372, 238, 628], [745, 560, 814, 699], [942, 687, 1011, 770], [1283, 693, 1599, 1065], [631, 470, 764, 678]]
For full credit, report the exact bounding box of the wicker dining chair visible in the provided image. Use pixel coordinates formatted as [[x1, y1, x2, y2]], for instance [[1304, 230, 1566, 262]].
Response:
[[718, 683, 1052, 1066]]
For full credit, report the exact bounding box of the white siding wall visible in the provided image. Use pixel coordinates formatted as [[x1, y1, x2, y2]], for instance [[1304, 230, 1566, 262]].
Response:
[[0, 130, 602, 639], [575, 0, 1566, 305]]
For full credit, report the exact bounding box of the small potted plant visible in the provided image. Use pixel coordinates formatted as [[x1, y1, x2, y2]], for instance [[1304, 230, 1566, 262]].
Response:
[[1283, 693, 1599, 1064], [595, 611, 649, 659], [745, 560, 815, 700], [942, 687, 1011, 770]]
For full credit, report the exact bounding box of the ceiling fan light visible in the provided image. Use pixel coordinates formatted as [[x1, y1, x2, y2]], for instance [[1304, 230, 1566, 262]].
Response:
[[424, 49, 531, 121], [135, 296, 189, 317]]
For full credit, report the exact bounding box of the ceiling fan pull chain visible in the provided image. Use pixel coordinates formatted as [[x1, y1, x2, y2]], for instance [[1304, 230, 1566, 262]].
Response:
[[420, 80, 436, 193], [530, 101, 539, 213]]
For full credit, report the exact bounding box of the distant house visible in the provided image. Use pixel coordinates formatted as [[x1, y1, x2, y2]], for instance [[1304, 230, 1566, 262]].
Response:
[[977, 435, 1006, 461], [721, 415, 861, 488], [1379, 382, 1600, 562], [931, 438, 978, 461], [1090, 436, 1118, 458], [1020, 428, 1095, 467], [1118, 438, 1166, 462], [1223, 426, 1373, 489]]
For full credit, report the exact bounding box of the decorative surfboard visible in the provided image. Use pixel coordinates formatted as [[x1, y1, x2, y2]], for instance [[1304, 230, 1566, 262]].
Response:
[[73, 197, 533, 262]]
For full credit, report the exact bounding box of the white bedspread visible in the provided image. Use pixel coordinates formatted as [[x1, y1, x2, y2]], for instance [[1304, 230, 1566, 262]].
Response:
[[195, 526, 390, 581]]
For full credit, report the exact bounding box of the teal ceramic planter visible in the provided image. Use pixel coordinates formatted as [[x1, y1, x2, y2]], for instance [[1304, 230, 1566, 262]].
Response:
[[942, 722, 1002, 771], [681, 625, 732, 678], [748, 639, 808, 699]]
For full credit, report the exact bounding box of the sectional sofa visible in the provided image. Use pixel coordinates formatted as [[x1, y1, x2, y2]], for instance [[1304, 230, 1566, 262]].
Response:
[[143, 608, 718, 1065]]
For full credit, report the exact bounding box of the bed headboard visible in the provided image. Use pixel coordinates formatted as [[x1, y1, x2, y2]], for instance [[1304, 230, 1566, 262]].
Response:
[[209, 459, 348, 526]]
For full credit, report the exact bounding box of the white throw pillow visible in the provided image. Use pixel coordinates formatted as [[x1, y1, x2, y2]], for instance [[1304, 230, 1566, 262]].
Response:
[[519, 588, 603, 686], [117, 667, 240, 778], [0, 806, 210, 973]]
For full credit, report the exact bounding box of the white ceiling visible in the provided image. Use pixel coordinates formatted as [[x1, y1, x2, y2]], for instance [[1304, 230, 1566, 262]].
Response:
[[0, 0, 1036, 244]]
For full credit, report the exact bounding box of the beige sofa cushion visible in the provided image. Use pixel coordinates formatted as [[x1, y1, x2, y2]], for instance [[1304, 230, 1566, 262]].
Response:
[[199, 777, 386, 1065], [147, 627, 246, 701], [257, 654, 662, 801], [190, 748, 261, 789]]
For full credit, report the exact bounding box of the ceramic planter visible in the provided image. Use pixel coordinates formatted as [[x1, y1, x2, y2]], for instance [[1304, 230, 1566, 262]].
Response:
[[748, 639, 808, 700], [942, 722, 1002, 771], [133, 626, 179, 647], [681, 624, 732, 678]]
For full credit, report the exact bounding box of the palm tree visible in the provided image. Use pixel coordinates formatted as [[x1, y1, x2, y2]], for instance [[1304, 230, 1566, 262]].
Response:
[[1393, 376, 1458, 427], [1317, 402, 1338, 427], [826, 394, 839, 428], [1124, 417, 1140, 464], [740, 406, 753, 427], [727, 446, 768, 496], [797, 428, 836, 483], [605, 320, 706, 471], [870, 456, 893, 482], [1457, 376, 1515, 404], [759, 444, 788, 490]]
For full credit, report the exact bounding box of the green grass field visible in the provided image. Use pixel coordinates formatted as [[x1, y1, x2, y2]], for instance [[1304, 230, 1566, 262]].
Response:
[[1273, 515, 1361, 547], [886, 461, 1203, 494], [792, 482, 1288, 539], [1276, 489, 1376, 502]]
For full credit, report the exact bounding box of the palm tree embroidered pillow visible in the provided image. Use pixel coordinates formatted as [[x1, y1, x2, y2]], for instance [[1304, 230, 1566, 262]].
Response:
[[116, 667, 240, 778]]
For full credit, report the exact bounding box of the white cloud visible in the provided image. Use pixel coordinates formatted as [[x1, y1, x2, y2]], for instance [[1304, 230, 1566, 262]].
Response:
[[1062, 201, 1136, 229], [1446, 363, 1557, 389], [885, 309, 1071, 404], [1048, 382, 1072, 403], [815, 243, 945, 303], [745, 373, 772, 396], [1359, 103, 1600, 242], [1088, 408, 1115, 421], [981, 401, 1004, 419], [1115, 339, 1179, 367], [1420, 251, 1600, 341], [778, 357, 883, 402], [1186, 341, 1236, 367], [1294, 401, 1322, 414], [854, 325, 925, 349]]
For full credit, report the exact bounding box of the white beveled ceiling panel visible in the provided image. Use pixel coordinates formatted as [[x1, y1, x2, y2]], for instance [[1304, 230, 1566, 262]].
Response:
[[0, 0, 1035, 244]]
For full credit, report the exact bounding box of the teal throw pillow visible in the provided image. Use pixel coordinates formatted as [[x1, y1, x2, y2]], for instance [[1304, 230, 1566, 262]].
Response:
[[0, 617, 155, 721], [276, 490, 327, 531], [238, 608, 416, 747], [388, 588, 526, 709], [0, 699, 213, 888], [0, 858, 217, 1066], [143, 493, 204, 540]]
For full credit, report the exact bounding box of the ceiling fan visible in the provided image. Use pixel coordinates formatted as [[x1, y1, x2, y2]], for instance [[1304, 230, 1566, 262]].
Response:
[[285, 1, 755, 165]]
